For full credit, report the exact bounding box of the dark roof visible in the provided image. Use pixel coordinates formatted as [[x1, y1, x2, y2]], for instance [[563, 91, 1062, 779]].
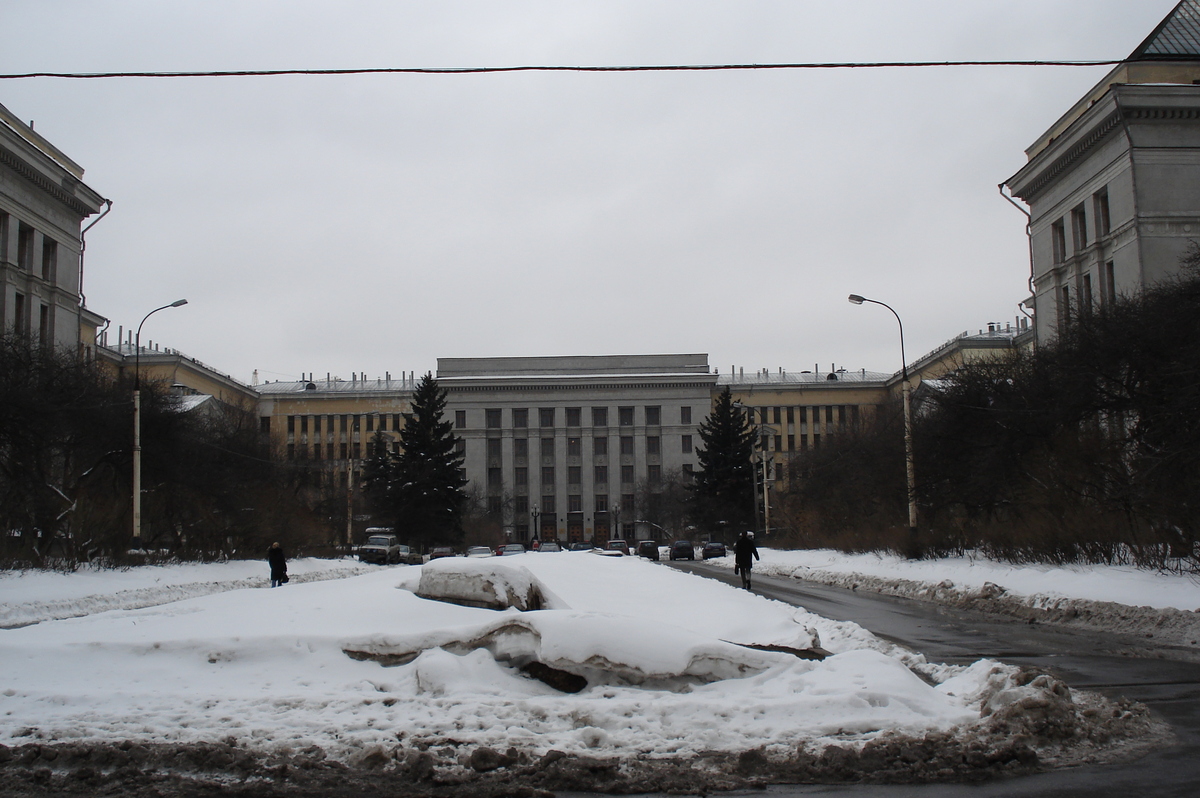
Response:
[[1130, 0, 1200, 60]]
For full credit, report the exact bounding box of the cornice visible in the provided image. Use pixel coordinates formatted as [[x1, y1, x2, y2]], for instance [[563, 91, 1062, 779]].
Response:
[[0, 144, 102, 218], [1009, 110, 1123, 202]]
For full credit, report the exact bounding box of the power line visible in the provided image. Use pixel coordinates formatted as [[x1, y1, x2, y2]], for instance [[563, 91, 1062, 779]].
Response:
[[0, 60, 1125, 80]]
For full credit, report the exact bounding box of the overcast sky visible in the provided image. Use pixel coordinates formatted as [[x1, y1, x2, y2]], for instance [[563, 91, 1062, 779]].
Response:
[[0, 1, 1181, 384]]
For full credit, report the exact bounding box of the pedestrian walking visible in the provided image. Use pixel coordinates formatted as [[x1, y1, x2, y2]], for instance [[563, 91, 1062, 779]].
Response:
[[734, 530, 759, 590], [268, 542, 288, 588]]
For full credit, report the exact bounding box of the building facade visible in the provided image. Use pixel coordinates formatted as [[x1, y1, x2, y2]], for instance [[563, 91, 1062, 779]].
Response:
[[1005, 0, 1200, 343], [0, 102, 108, 354]]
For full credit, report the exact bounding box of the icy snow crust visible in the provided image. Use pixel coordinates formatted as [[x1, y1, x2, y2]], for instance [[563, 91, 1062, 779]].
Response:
[[1, 553, 998, 762]]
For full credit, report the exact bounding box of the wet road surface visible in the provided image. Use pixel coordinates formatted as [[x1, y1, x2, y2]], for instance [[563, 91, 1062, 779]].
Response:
[[662, 561, 1200, 797]]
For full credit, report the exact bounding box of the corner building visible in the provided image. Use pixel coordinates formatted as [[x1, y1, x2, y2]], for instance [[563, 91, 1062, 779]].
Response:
[[1005, 0, 1200, 343]]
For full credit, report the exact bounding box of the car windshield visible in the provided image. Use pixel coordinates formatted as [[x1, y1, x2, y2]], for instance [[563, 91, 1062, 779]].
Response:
[[366, 537, 390, 546], [503, 544, 524, 552], [673, 541, 691, 548]]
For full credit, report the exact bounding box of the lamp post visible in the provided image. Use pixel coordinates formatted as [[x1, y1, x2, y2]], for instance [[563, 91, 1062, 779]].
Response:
[[733, 401, 774, 538], [611, 502, 621, 542], [848, 293, 918, 556], [530, 505, 540, 545], [132, 299, 188, 548]]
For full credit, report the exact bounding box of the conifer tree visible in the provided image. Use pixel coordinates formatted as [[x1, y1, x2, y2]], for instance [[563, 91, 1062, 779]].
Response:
[[390, 372, 467, 551], [691, 386, 757, 535]]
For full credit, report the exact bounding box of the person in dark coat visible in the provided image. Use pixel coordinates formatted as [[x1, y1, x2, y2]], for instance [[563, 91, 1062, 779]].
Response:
[[734, 530, 759, 590], [268, 542, 287, 587]]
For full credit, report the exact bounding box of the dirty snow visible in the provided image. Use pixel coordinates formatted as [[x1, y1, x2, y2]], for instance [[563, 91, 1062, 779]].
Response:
[[0, 553, 1014, 762]]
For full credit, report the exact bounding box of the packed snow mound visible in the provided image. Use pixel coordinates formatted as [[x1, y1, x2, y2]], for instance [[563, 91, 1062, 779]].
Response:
[[415, 557, 566, 611], [344, 609, 792, 687]]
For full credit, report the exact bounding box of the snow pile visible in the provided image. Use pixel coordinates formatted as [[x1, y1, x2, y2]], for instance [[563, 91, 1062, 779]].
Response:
[[414, 557, 565, 611], [0, 553, 1013, 763]]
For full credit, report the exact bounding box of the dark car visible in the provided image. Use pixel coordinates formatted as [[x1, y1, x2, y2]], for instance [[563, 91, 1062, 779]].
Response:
[[569, 542, 592, 551], [429, 547, 456, 560], [538, 541, 563, 552], [669, 540, 695, 561], [702, 541, 727, 560], [637, 540, 660, 560], [498, 543, 527, 556], [605, 539, 630, 555]]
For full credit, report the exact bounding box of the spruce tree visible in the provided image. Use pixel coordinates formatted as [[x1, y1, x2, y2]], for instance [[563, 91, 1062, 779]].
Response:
[[391, 372, 467, 551], [691, 386, 757, 535]]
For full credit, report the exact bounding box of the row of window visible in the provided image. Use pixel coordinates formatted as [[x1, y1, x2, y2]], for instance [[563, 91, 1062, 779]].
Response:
[[458, 405, 691, 430], [1050, 186, 1111, 264], [1058, 260, 1117, 327], [507, 493, 637, 516], [489, 463, 670, 488], [483, 434, 687, 459], [278, 412, 405, 438], [0, 212, 58, 281]]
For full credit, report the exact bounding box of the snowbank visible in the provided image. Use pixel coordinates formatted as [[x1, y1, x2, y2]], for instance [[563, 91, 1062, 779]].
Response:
[[414, 557, 565, 611]]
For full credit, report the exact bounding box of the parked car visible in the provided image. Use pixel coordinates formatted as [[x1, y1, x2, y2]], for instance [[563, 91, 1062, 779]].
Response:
[[498, 543, 527, 556], [637, 540, 660, 560], [537, 541, 563, 552], [669, 540, 695, 561], [429, 546, 457, 560], [569, 542, 593, 551], [606, 539, 630, 555], [359, 534, 404, 565], [702, 541, 727, 559], [466, 546, 494, 558]]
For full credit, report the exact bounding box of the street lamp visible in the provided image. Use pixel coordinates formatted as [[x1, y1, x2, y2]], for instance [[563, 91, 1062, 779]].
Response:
[[611, 502, 621, 542], [733, 401, 774, 538], [848, 293, 918, 556], [132, 299, 188, 548], [530, 505, 540, 545]]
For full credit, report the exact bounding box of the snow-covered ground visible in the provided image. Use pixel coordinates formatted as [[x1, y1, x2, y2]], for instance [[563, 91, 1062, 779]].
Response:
[[0, 553, 1023, 763], [0, 544, 1180, 772], [732, 548, 1200, 612]]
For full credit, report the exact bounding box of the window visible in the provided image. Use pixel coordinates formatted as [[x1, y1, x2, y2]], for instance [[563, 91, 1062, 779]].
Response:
[[681, 434, 692, 453], [1060, 285, 1071, 324], [787, 434, 795, 450], [287, 415, 295, 434], [17, 223, 34, 271], [487, 496, 503, 515], [353, 415, 361, 433], [542, 496, 555, 514], [594, 465, 608, 484], [786, 407, 794, 423], [539, 408, 555, 427], [260, 416, 271, 434], [300, 416, 308, 434], [1094, 187, 1111, 237], [775, 434, 783, 452], [621, 465, 634, 484], [515, 467, 528, 486], [680, 406, 691, 424], [618, 407, 634, 426], [1051, 219, 1067, 263], [488, 467, 502, 486], [646, 436, 660, 455], [648, 464, 661, 483], [1071, 205, 1087, 252], [455, 439, 466, 456], [365, 414, 374, 433], [515, 495, 528, 513], [568, 466, 581, 484], [513, 408, 528, 428], [621, 493, 635, 513], [567, 437, 581, 457], [287, 443, 295, 460], [486, 408, 501, 428], [595, 495, 609, 512], [593, 436, 608, 456], [566, 407, 581, 427], [1103, 261, 1116, 305], [592, 407, 608, 427], [620, 436, 634, 455], [759, 407, 768, 424], [41, 238, 56, 281], [568, 495, 582, 513], [0, 212, 7, 259], [12, 292, 23, 333], [645, 406, 660, 426], [682, 463, 694, 477], [38, 305, 48, 343], [541, 437, 555, 457], [514, 438, 528, 458], [487, 439, 502, 459], [1082, 273, 1093, 315], [542, 466, 555, 485], [773, 407, 781, 424]]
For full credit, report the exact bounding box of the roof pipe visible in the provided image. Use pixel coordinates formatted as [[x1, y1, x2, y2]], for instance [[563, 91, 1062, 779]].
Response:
[[998, 183, 1035, 323], [78, 198, 113, 357]]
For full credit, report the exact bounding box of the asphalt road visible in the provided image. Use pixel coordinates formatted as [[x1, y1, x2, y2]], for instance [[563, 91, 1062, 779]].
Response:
[[665, 560, 1200, 798]]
